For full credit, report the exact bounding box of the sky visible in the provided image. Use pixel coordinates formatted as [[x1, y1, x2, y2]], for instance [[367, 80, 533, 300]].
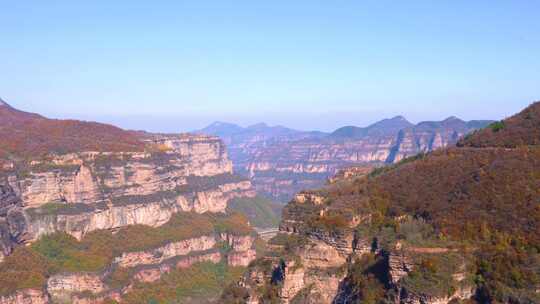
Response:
[[1, 1, 539, 132]]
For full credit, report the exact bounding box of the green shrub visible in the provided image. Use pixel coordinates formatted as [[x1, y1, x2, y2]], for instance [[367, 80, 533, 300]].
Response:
[[489, 121, 505, 132]]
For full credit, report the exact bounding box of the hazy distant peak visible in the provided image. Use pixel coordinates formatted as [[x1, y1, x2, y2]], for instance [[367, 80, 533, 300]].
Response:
[[208, 121, 241, 128], [247, 122, 269, 129], [0, 98, 9, 107], [369, 115, 413, 129], [391, 115, 408, 121], [197, 121, 245, 137], [443, 116, 463, 122]]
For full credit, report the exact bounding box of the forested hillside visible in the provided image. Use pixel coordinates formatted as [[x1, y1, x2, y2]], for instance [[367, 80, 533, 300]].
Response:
[[0, 99, 144, 159]]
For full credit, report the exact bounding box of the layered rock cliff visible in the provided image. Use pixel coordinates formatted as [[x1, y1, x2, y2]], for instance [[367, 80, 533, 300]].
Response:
[[39, 230, 257, 303], [199, 117, 492, 202], [0, 134, 256, 261]]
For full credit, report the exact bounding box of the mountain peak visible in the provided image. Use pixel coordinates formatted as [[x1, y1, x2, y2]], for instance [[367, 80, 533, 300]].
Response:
[[391, 115, 408, 121], [197, 121, 245, 137], [369, 115, 413, 130], [443, 115, 461, 121]]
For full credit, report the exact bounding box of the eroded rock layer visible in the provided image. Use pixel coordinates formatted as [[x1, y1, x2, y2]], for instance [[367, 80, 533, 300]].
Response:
[[0, 134, 256, 260], [200, 117, 492, 202]]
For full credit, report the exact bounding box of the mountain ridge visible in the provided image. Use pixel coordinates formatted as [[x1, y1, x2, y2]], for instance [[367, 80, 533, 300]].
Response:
[[198, 114, 491, 141], [198, 115, 494, 202]]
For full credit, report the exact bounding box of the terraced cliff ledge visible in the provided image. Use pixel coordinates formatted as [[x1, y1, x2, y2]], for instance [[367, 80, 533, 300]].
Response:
[[0, 134, 256, 261], [0, 212, 259, 303]]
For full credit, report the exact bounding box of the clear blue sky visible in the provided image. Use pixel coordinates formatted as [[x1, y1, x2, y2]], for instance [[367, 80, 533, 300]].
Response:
[[1, 1, 539, 132]]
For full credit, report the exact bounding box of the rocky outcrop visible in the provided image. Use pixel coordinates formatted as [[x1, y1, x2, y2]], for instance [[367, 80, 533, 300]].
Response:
[[327, 166, 373, 183], [399, 285, 476, 304], [47, 273, 106, 299], [135, 251, 223, 283], [114, 235, 217, 268], [228, 249, 257, 267], [0, 289, 49, 304], [221, 233, 255, 252], [0, 185, 26, 262], [388, 248, 415, 285]]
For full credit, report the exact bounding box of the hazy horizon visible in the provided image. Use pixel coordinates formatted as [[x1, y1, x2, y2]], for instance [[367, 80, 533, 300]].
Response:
[[1, 96, 508, 134], [2, 1, 539, 132]]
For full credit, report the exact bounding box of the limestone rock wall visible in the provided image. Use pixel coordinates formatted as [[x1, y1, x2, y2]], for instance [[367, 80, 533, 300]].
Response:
[[114, 235, 217, 268], [36, 233, 257, 303], [7, 135, 234, 209], [0, 289, 49, 304], [0, 134, 256, 246], [237, 193, 475, 304]]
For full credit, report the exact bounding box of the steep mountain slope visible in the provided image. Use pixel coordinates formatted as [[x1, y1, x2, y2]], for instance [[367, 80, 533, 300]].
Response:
[[210, 116, 492, 202], [0, 99, 260, 303], [226, 102, 540, 304], [458, 101, 540, 148]]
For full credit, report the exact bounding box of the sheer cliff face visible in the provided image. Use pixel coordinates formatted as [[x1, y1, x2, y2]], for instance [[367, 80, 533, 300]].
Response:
[[0, 134, 258, 303], [0, 134, 256, 259], [200, 117, 492, 202], [6, 134, 234, 208]]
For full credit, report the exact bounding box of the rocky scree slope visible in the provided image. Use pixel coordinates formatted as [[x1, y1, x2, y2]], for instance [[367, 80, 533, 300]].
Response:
[[0, 99, 259, 303], [222, 102, 540, 304]]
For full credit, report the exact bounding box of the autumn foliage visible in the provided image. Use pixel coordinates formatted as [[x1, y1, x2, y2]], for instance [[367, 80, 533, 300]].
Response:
[[458, 101, 540, 148], [0, 103, 144, 159]]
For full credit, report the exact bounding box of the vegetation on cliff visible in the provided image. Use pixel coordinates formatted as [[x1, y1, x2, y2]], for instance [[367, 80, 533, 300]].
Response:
[[0, 212, 253, 296]]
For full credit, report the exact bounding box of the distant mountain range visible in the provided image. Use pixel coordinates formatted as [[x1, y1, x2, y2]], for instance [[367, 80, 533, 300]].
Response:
[[197, 115, 494, 201], [197, 121, 327, 146]]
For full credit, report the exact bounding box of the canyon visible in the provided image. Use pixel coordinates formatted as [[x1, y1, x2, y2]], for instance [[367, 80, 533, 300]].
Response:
[[0, 100, 259, 303], [198, 116, 492, 202], [0, 98, 537, 304]]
